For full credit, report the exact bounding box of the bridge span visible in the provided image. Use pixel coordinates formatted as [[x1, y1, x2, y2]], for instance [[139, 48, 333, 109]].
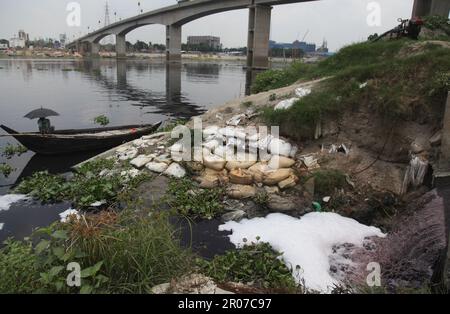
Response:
[[67, 0, 450, 70]]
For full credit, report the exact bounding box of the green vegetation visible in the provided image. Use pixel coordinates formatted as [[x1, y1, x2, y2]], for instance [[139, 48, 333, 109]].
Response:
[[2, 143, 28, 158], [198, 241, 298, 291], [307, 169, 347, 197], [93, 115, 110, 126], [15, 158, 146, 208], [167, 177, 225, 219], [0, 210, 192, 294], [0, 163, 15, 177], [258, 35, 450, 139], [241, 101, 253, 108], [160, 119, 187, 133], [423, 15, 450, 35]]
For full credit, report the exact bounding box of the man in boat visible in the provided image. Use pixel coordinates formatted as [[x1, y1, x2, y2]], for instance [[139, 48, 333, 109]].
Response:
[[37, 117, 54, 134]]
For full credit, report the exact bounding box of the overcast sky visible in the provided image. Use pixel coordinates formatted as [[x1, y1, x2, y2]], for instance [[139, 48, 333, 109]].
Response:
[[0, 0, 414, 51]]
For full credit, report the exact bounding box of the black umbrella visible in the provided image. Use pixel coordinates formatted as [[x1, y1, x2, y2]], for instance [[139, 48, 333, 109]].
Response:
[[24, 107, 59, 120]]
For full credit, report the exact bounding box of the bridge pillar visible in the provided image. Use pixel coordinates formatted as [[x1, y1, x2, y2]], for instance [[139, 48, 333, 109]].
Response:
[[247, 5, 272, 70], [91, 42, 100, 57], [166, 25, 182, 62], [116, 34, 126, 59], [412, 0, 450, 17]]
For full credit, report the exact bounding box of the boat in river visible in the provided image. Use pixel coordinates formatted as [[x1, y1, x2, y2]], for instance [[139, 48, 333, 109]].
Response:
[[0, 122, 162, 155]]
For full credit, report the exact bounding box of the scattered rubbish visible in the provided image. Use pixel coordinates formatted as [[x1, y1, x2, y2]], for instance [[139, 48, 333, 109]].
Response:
[[429, 131, 442, 146], [215, 113, 224, 120], [323, 143, 350, 155], [323, 196, 331, 203], [226, 114, 246, 126], [0, 223, 4, 231], [345, 175, 356, 189], [90, 200, 107, 207], [0, 194, 29, 211], [146, 162, 169, 173], [295, 87, 312, 98], [59, 209, 80, 223], [359, 82, 368, 89], [312, 202, 322, 212], [299, 154, 320, 170], [401, 155, 429, 194], [274, 98, 298, 111]]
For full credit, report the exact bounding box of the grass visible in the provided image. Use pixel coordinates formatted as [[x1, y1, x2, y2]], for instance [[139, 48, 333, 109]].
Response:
[[2, 143, 28, 159], [0, 163, 15, 178], [260, 36, 450, 140]]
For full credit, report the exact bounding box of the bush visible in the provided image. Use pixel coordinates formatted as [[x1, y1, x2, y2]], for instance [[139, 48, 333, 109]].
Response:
[[198, 241, 297, 291], [310, 169, 347, 197]]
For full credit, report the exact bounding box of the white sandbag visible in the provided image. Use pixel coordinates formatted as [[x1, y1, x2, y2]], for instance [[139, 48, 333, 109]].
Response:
[[164, 163, 186, 178], [226, 114, 246, 126], [269, 138, 292, 157], [274, 98, 298, 111], [295, 87, 312, 98], [203, 125, 220, 137], [118, 148, 138, 161], [130, 155, 153, 169], [146, 162, 169, 173]]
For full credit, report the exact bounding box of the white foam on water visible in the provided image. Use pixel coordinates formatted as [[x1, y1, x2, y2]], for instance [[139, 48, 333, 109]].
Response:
[[219, 212, 386, 292], [0, 194, 29, 212]]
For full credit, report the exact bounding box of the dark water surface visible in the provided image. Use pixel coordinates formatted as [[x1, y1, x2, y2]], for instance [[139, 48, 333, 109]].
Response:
[[0, 58, 250, 250]]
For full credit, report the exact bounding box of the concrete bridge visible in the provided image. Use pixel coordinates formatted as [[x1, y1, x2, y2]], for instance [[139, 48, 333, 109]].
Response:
[[67, 0, 450, 69]]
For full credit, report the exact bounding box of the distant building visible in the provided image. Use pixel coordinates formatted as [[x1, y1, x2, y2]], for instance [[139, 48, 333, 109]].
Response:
[[187, 36, 221, 50], [59, 34, 67, 49], [0, 39, 9, 50], [270, 40, 316, 54], [10, 30, 29, 48]]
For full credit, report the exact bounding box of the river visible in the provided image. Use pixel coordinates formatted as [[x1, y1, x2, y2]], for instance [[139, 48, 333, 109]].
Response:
[[0, 57, 269, 251]]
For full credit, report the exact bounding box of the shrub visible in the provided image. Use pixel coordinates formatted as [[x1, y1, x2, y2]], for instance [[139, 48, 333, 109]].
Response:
[[310, 169, 347, 197], [0, 163, 15, 178]]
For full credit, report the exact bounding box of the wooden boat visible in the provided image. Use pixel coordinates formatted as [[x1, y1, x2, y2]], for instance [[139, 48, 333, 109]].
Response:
[[0, 122, 162, 155]]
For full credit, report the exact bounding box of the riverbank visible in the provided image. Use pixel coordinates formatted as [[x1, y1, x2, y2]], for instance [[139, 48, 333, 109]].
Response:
[[1, 18, 449, 293]]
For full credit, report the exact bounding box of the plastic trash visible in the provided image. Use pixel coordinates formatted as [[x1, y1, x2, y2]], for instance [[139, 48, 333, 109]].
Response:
[[274, 98, 298, 110], [295, 87, 312, 98], [312, 202, 322, 212]]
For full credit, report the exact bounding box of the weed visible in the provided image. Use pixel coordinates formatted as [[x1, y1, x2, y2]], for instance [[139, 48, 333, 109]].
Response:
[[93, 115, 110, 126], [2, 143, 28, 159], [198, 241, 297, 291], [306, 169, 347, 197], [167, 177, 225, 219], [0, 163, 15, 177], [241, 101, 253, 108]]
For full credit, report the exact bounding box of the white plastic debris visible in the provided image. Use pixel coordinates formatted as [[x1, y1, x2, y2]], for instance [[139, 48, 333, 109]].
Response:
[[226, 114, 246, 126], [164, 163, 186, 178], [295, 87, 312, 98], [401, 155, 429, 194], [359, 82, 368, 89], [146, 162, 169, 173], [300, 154, 320, 170], [0, 223, 4, 230], [203, 125, 220, 137], [130, 155, 154, 169], [269, 138, 292, 157], [0, 194, 29, 212], [90, 200, 107, 207], [274, 98, 298, 111], [219, 212, 386, 292], [59, 209, 80, 223], [323, 196, 331, 203]]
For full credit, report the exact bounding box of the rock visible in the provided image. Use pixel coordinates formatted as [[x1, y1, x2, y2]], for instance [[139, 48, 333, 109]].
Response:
[[152, 274, 234, 294], [304, 177, 315, 196], [151, 283, 170, 294], [429, 131, 442, 146], [146, 162, 169, 173], [203, 149, 226, 171], [263, 168, 293, 186], [226, 114, 246, 126], [267, 194, 297, 212], [116, 145, 132, 154], [130, 155, 153, 169], [227, 185, 257, 199], [229, 169, 254, 185], [164, 163, 186, 178], [269, 138, 292, 156], [268, 156, 295, 169], [264, 186, 280, 194], [222, 210, 246, 222], [278, 175, 299, 190]]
